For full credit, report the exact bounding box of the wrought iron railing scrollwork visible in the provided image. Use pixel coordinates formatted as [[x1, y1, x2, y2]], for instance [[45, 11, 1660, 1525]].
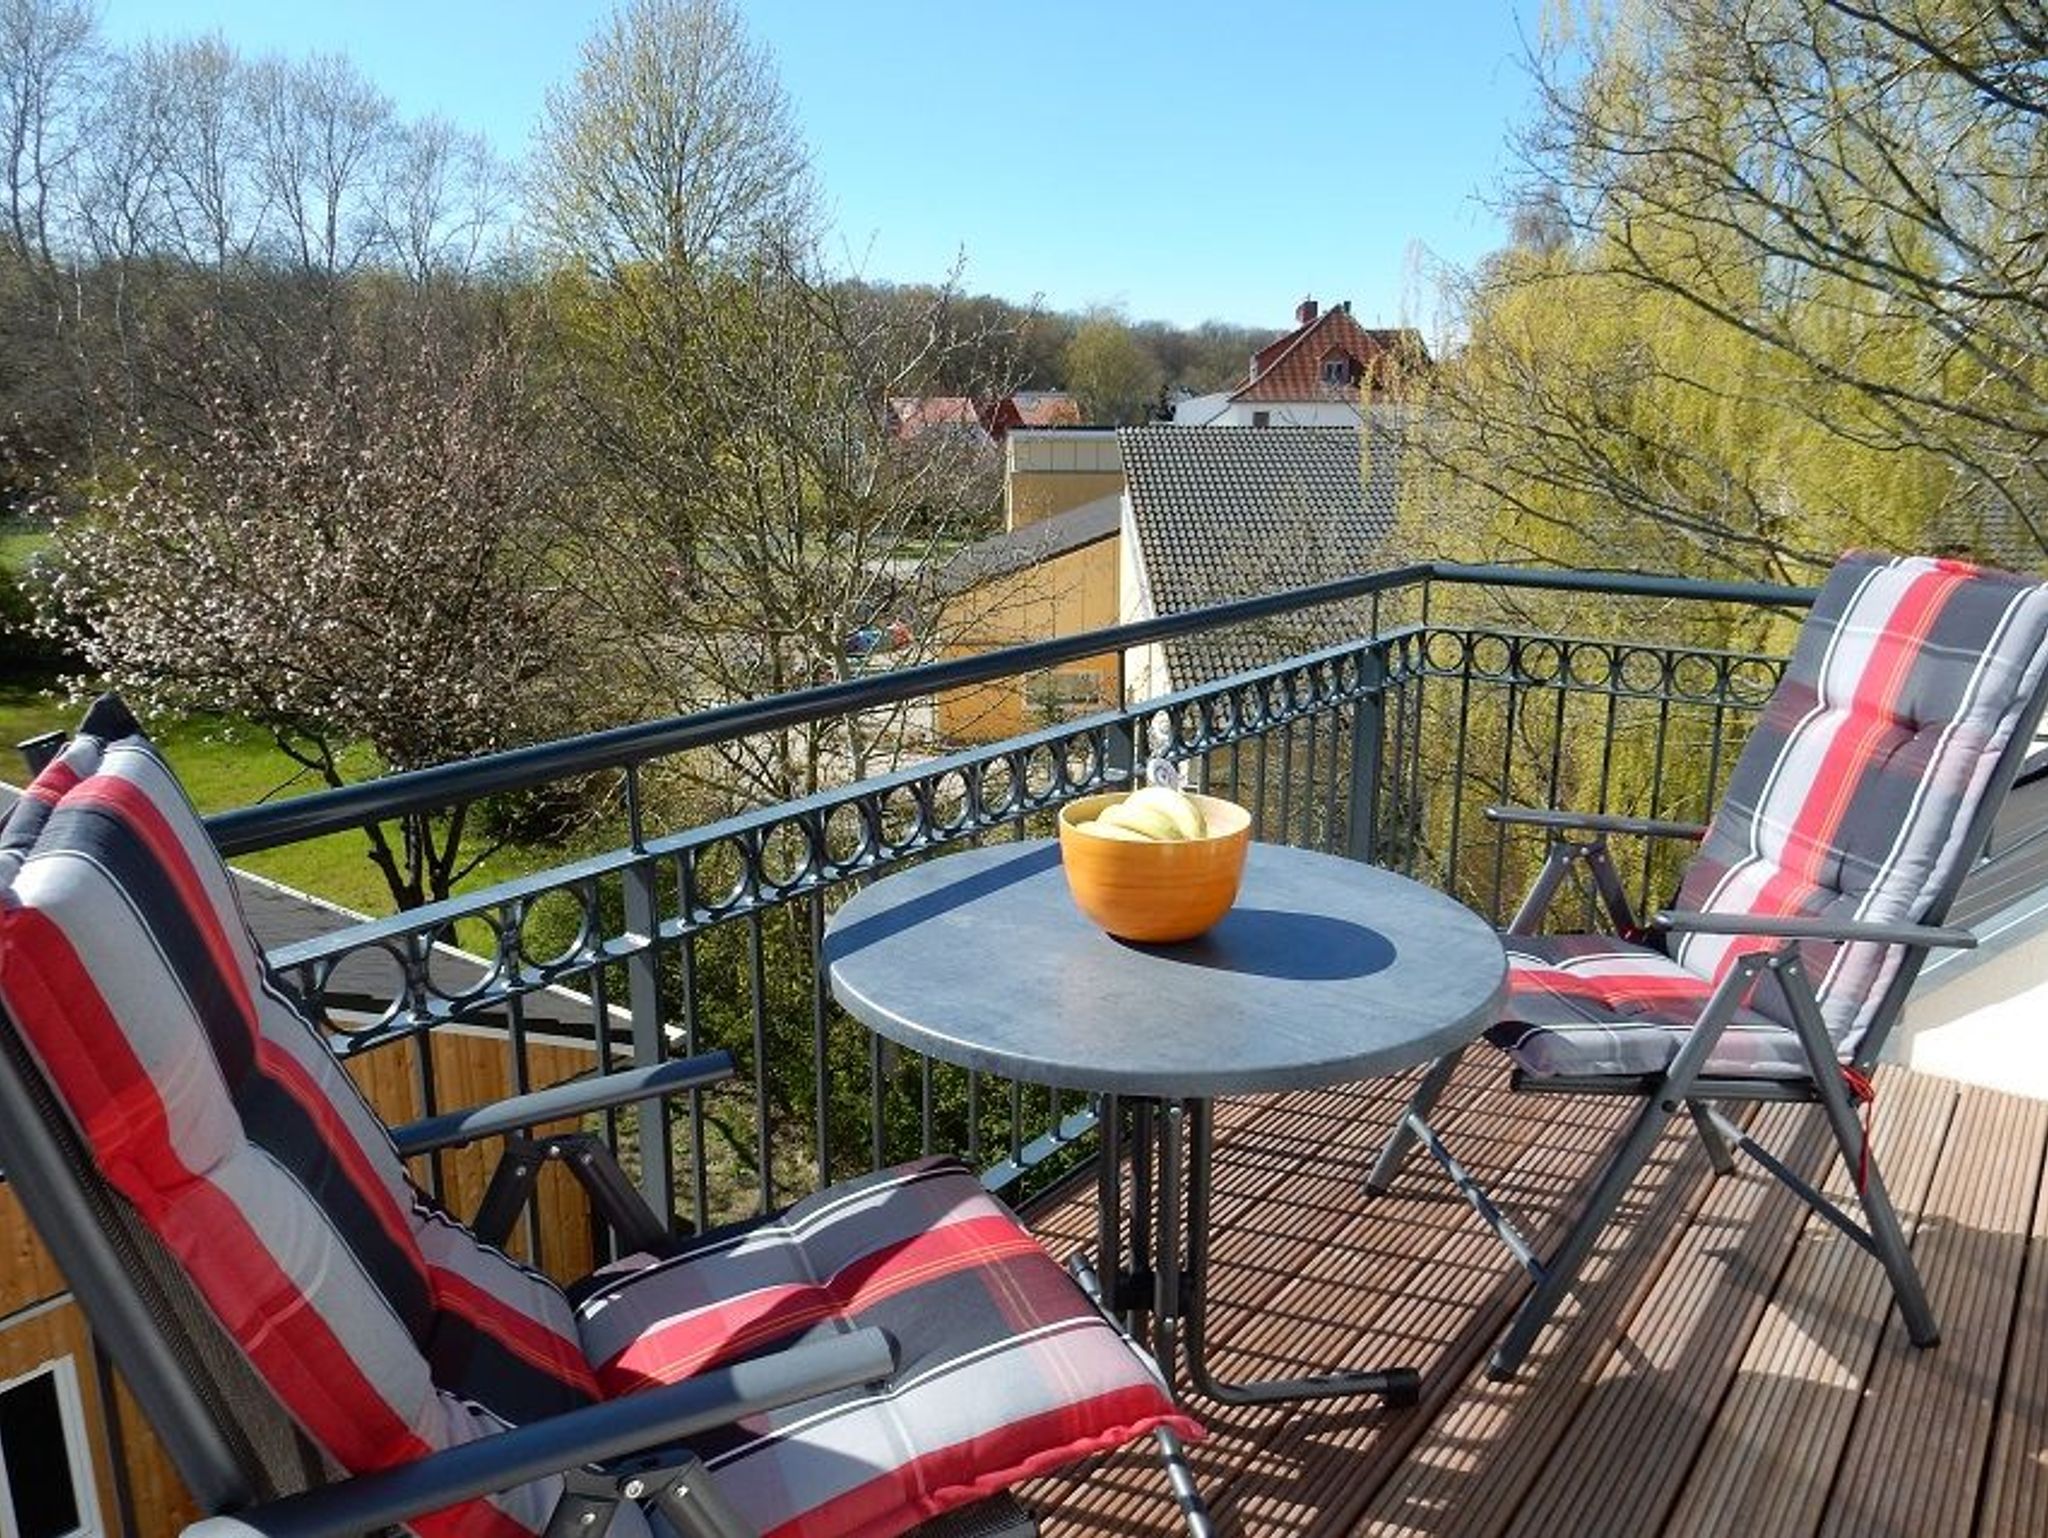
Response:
[[212, 564, 1811, 1264]]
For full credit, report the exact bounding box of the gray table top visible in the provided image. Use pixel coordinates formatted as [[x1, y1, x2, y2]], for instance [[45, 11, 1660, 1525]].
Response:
[[824, 840, 1507, 1097]]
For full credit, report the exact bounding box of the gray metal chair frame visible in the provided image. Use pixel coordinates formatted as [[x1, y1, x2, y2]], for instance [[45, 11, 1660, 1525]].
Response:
[[0, 1015, 1049, 1538], [1367, 655, 2048, 1382]]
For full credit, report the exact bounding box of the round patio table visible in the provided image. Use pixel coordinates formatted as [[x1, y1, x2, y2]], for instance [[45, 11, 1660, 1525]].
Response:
[[824, 837, 1506, 1408]]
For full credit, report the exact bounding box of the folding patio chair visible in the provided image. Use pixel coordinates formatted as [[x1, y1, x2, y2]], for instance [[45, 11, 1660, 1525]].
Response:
[[0, 696, 1203, 1538], [1367, 551, 2048, 1380]]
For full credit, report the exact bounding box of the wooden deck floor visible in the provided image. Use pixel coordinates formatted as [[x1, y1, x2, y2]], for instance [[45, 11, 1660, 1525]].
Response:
[[1018, 1057, 2048, 1538]]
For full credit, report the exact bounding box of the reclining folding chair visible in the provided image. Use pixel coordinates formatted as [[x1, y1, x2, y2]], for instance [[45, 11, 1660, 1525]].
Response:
[[1367, 551, 2048, 1380], [0, 697, 1202, 1538]]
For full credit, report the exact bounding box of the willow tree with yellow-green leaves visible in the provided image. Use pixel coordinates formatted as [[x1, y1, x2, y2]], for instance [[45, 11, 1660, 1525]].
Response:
[[1407, 0, 2046, 583], [1386, 0, 2047, 914]]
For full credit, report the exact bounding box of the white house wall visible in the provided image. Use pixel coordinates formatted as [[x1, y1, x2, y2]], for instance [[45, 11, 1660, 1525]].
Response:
[[1169, 392, 1233, 425], [1886, 887, 2048, 1099], [1171, 397, 1365, 428], [1117, 495, 1169, 703]]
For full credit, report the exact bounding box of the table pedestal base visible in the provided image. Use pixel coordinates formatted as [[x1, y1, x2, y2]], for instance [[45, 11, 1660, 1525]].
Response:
[[1095, 1095, 1424, 1411]]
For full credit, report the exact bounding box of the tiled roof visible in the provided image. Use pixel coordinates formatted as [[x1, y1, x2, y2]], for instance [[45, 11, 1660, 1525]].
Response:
[[936, 492, 1121, 596], [1929, 495, 2048, 577], [1118, 425, 1401, 684], [1005, 391, 1082, 428], [886, 397, 991, 440], [1232, 309, 1426, 404]]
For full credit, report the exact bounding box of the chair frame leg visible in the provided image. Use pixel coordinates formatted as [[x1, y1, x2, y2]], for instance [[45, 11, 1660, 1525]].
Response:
[[1771, 954, 1938, 1347], [637, 1453, 757, 1538], [1487, 952, 1767, 1379], [1373, 823, 1940, 1379], [1064, 1247, 1216, 1538], [1686, 1098, 1737, 1175], [1366, 1047, 1464, 1196], [1505, 839, 1589, 937], [1488, 1090, 1672, 1379], [1372, 831, 1648, 1198]]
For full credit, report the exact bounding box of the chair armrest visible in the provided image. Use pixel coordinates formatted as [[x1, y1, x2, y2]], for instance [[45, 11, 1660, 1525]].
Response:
[[391, 1051, 738, 1158], [1486, 806, 1708, 841], [179, 1327, 897, 1538], [1650, 911, 1977, 950]]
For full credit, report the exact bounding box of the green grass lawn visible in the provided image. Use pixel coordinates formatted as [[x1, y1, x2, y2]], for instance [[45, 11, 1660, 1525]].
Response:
[[0, 528, 48, 574], [0, 524, 566, 936], [0, 680, 555, 923]]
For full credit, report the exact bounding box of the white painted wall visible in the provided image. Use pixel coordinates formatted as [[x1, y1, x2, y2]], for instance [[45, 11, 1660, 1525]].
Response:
[[1885, 887, 2048, 1098], [1117, 495, 1171, 703], [1169, 395, 1363, 427], [1168, 391, 1233, 425]]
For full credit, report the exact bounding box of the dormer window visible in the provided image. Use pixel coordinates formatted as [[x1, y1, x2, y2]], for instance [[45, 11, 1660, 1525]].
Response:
[[1321, 355, 1353, 387]]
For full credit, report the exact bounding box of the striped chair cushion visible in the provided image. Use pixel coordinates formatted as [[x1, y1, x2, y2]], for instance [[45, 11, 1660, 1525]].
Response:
[[2, 701, 1196, 1538], [1669, 553, 2048, 1060], [1489, 935, 1805, 1079], [0, 698, 591, 1538], [575, 1158, 1200, 1538]]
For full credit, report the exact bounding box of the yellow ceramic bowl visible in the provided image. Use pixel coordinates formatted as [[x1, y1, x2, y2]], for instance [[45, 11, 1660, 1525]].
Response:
[[1057, 791, 1252, 943]]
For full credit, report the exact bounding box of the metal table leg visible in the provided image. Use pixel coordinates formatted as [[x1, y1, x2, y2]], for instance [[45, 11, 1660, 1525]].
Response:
[[1096, 1093, 1123, 1322], [1179, 1099, 1421, 1407], [1128, 1097, 1155, 1341], [1088, 1095, 1162, 1353], [1153, 1101, 1185, 1382], [1074, 1095, 1215, 1538]]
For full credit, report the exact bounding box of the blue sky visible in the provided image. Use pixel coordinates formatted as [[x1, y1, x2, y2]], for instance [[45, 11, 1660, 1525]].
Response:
[[98, 2, 1540, 334]]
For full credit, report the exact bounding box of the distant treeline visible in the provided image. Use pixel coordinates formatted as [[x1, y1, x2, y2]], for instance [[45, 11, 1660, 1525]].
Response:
[[0, 0, 1275, 507], [850, 286, 1277, 413], [0, 0, 1302, 913]]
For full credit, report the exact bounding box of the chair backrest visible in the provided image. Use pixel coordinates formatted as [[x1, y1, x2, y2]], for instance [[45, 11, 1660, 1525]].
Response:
[[0, 698, 596, 1538], [1672, 552, 2048, 1062]]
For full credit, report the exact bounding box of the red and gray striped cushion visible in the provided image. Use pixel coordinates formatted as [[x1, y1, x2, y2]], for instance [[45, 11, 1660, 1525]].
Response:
[[576, 1158, 1198, 1538], [0, 698, 592, 1538], [0, 699, 1195, 1538], [1489, 935, 1804, 1078], [1495, 553, 2048, 1081]]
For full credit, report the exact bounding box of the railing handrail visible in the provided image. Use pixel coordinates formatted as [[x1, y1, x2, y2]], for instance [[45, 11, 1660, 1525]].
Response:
[[207, 561, 1816, 855]]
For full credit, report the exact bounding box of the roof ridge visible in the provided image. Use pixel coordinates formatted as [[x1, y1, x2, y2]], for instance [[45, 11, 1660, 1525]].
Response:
[[1229, 311, 1334, 403]]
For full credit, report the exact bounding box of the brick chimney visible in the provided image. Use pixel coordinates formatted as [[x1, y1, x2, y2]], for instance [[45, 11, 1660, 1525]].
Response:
[[1296, 297, 1319, 326]]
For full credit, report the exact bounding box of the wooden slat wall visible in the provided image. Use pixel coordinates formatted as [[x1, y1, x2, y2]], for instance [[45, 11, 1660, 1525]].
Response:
[[0, 1180, 200, 1538], [0, 1181, 69, 1316], [0, 1302, 123, 1538], [343, 1029, 607, 1282]]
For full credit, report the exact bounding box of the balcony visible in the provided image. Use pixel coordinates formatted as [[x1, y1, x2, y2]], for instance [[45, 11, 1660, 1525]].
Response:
[[175, 564, 2048, 1536]]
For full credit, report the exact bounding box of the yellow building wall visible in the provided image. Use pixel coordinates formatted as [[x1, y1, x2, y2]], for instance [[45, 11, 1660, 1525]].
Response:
[[1008, 469, 1126, 530], [1004, 431, 1124, 531], [0, 1026, 609, 1538], [937, 536, 1123, 742]]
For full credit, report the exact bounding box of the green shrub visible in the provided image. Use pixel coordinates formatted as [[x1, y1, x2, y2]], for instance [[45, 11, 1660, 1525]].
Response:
[[0, 561, 72, 678]]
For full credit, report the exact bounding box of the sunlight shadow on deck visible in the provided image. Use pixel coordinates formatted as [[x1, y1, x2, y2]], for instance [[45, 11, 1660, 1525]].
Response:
[[1028, 1065, 2048, 1538]]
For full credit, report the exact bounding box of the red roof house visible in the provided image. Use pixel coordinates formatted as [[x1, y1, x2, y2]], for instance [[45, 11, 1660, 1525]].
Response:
[[1172, 298, 1428, 426]]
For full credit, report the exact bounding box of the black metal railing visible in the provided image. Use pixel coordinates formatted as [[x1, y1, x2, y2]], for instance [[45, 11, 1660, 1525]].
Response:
[[209, 563, 1814, 1259]]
